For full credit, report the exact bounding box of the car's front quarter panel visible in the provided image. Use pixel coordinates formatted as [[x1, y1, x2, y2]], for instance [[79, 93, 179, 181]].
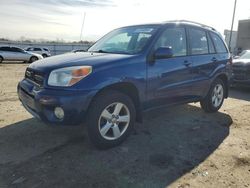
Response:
[[69, 55, 147, 103], [203, 53, 231, 97], [18, 54, 147, 125]]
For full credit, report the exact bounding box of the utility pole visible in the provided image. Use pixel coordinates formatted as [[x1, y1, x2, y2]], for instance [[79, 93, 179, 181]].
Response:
[[229, 0, 237, 52], [80, 12, 86, 42]]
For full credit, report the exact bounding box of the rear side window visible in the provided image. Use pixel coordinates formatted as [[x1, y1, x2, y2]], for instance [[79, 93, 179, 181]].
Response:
[[189, 28, 208, 55], [34, 48, 42, 51], [154, 27, 187, 57], [210, 33, 228, 53], [0, 47, 10, 51]]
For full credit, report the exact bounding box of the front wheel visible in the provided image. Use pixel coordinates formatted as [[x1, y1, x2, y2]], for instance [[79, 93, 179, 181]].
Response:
[[29, 56, 38, 63], [87, 90, 136, 149], [0, 56, 3, 64], [200, 78, 225, 113]]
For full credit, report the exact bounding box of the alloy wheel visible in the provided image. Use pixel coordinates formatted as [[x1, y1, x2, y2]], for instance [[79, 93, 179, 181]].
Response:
[[212, 84, 224, 108], [98, 102, 130, 140]]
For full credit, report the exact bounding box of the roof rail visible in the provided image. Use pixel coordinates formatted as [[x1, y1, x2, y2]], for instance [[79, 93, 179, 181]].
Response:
[[166, 20, 216, 31]]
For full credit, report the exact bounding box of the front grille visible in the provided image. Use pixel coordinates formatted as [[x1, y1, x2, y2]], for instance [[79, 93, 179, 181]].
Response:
[[25, 68, 44, 87], [234, 74, 247, 80], [233, 67, 250, 80]]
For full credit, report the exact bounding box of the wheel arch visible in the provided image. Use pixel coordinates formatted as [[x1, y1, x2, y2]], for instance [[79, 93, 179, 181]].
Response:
[[216, 74, 229, 98], [89, 82, 142, 122], [29, 56, 38, 63]]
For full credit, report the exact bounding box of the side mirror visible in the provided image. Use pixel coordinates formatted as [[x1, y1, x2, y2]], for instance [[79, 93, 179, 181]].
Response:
[[154, 47, 173, 59]]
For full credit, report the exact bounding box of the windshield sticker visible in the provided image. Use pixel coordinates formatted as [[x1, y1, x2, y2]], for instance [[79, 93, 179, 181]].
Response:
[[134, 28, 155, 33]]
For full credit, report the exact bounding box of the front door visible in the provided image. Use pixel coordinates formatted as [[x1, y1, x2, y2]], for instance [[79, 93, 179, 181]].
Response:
[[147, 26, 194, 108]]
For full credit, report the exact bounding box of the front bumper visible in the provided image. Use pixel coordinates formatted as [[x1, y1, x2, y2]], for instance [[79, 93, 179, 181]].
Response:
[[18, 79, 97, 125], [232, 69, 250, 87]]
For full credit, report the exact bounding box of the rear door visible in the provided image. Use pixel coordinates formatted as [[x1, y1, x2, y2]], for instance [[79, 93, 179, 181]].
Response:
[[0, 47, 13, 60], [187, 27, 217, 97], [33, 48, 42, 55], [147, 26, 193, 107]]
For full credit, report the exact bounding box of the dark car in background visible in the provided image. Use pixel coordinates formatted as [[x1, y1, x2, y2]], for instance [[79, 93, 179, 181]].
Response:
[[232, 50, 250, 87], [18, 20, 232, 148]]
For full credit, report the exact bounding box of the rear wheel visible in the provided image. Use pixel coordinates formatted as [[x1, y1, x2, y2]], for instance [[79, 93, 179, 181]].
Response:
[[29, 56, 38, 63], [0, 56, 3, 64], [200, 78, 225, 113], [87, 90, 136, 149]]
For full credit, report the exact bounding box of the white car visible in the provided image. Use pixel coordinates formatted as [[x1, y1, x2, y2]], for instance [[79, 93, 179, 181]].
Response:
[[0, 46, 43, 63], [26, 47, 51, 58]]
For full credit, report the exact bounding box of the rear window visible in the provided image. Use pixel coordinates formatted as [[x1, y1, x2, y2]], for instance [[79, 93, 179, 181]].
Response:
[[210, 32, 228, 53]]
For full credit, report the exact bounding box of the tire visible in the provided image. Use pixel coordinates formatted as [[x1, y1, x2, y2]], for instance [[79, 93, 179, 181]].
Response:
[[29, 56, 38, 63], [42, 54, 48, 58], [87, 90, 136, 149], [0, 56, 3, 64], [200, 78, 225, 113]]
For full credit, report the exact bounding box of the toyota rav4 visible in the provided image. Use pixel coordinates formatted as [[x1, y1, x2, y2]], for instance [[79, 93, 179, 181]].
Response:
[[18, 20, 232, 148]]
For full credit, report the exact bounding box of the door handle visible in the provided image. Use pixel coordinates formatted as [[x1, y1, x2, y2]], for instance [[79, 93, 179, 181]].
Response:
[[211, 57, 217, 62], [183, 60, 191, 67]]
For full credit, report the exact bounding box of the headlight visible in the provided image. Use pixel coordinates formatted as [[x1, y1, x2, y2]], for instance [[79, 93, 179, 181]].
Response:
[[48, 66, 92, 87]]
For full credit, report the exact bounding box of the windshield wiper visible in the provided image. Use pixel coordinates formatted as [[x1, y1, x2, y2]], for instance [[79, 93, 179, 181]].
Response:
[[89, 49, 109, 53]]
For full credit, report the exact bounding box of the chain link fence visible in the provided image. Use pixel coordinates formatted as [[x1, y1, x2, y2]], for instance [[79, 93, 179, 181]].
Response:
[[0, 41, 91, 56]]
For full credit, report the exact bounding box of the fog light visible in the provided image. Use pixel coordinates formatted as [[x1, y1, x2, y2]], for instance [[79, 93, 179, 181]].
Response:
[[54, 107, 64, 120]]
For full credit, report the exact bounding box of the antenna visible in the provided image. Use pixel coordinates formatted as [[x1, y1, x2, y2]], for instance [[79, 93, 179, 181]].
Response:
[[80, 12, 86, 42]]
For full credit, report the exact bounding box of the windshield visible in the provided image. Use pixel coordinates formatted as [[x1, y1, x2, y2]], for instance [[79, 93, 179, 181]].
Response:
[[88, 26, 159, 54], [239, 51, 250, 59]]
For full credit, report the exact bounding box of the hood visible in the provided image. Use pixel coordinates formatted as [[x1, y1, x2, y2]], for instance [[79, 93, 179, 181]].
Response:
[[233, 59, 250, 65], [29, 52, 136, 72]]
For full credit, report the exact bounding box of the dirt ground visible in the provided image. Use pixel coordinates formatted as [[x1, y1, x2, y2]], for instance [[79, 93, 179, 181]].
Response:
[[0, 63, 249, 188]]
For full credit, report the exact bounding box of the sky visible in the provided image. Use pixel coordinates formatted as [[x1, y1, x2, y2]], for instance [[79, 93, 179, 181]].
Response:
[[0, 0, 250, 41]]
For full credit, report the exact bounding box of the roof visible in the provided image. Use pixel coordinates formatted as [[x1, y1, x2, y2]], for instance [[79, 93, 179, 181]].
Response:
[[120, 20, 217, 33], [163, 20, 216, 31]]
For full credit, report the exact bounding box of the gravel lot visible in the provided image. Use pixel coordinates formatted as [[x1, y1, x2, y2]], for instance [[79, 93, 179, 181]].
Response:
[[0, 63, 249, 188]]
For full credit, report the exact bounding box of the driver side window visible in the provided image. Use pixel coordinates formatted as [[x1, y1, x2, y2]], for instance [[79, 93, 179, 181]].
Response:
[[154, 27, 187, 57]]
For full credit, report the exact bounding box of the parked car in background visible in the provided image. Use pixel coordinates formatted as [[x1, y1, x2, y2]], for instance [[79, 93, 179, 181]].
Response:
[[0, 46, 43, 63], [26, 47, 51, 58], [232, 50, 250, 87], [18, 20, 232, 149]]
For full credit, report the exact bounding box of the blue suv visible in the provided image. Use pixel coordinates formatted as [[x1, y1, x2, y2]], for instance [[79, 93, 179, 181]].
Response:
[[18, 20, 232, 148]]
